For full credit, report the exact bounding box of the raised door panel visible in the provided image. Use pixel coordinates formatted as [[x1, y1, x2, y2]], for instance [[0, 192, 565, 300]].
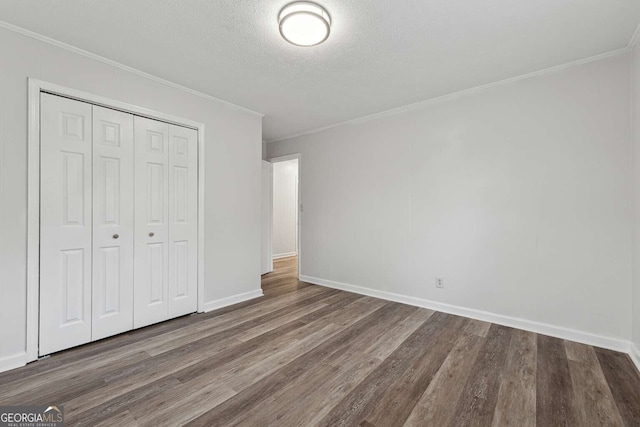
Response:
[[134, 116, 170, 328], [168, 125, 198, 317], [92, 106, 135, 340], [39, 93, 93, 356]]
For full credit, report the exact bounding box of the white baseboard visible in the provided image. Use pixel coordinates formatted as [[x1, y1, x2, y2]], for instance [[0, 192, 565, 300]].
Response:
[[0, 351, 27, 374], [300, 275, 631, 354], [630, 343, 640, 373], [202, 289, 264, 313], [273, 252, 297, 260]]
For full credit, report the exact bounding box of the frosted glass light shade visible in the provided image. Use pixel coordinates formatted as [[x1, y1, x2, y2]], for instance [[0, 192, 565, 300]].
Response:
[[279, 2, 331, 47]]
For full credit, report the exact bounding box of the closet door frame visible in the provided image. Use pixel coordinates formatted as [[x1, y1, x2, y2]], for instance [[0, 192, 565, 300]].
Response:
[[26, 78, 206, 362]]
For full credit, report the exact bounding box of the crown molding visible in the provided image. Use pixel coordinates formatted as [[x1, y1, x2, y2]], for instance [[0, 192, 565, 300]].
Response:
[[0, 21, 264, 117], [2, 19, 633, 137], [267, 47, 632, 143]]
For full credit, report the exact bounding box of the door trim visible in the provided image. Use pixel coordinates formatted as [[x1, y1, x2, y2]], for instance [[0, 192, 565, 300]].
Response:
[[27, 78, 206, 362], [267, 153, 302, 280], [261, 161, 274, 275]]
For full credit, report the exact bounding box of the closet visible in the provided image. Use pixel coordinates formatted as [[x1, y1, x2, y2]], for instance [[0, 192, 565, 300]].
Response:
[[38, 93, 198, 356]]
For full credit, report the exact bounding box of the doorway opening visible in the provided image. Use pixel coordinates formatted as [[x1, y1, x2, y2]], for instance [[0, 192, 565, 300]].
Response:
[[261, 154, 301, 289], [273, 158, 298, 259]]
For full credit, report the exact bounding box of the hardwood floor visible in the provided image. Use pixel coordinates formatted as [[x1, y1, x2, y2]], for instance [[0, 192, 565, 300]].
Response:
[[1, 255, 639, 426]]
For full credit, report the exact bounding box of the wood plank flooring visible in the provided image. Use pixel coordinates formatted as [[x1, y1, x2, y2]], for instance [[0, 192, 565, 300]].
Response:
[[1, 256, 639, 426]]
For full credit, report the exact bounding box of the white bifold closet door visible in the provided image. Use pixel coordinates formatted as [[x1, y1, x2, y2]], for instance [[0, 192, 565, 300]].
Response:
[[40, 93, 198, 355], [91, 106, 135, 341], [133, 117, 198, 328], [40, 93, 94, 355], [167, 124, 199, 318]]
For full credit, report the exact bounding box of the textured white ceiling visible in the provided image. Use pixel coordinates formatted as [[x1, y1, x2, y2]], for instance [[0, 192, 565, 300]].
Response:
[[1, 0, 639, 141]]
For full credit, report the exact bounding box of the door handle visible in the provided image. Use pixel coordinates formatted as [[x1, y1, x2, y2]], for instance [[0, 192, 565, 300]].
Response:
[[149, 232, 155, 237], [113, 234, 119, 239]]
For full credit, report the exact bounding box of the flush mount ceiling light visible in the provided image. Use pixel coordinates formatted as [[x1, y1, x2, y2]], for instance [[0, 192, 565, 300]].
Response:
[[279, 2, 331, 47]]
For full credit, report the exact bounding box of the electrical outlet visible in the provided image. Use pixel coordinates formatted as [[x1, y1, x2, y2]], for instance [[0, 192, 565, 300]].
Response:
[[435, 277, 444, 288]]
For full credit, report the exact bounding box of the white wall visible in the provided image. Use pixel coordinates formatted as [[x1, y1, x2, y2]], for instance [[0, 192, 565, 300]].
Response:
[[633, 45, 640, 358], [0, 27, 262, 369], [272, 159, 298, 258], [268, 53, 633, 348]]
